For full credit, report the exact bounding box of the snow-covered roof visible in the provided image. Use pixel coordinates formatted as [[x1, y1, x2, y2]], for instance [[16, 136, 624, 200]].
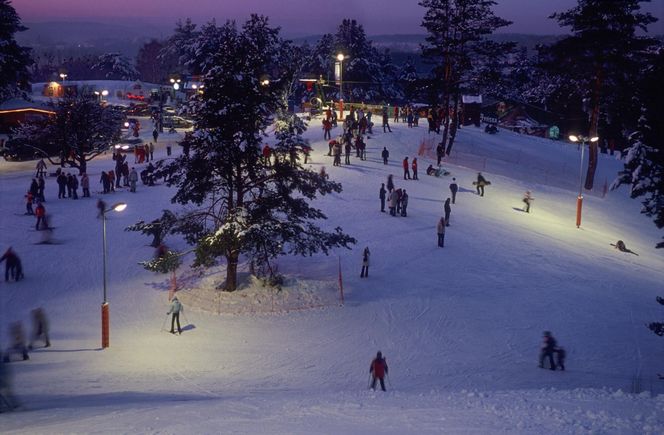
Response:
[[462, 95, 483, 104], [0, 98, 53, 113]]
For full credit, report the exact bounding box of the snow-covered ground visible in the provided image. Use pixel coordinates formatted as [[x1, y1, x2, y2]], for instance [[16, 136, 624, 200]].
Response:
[[1, 113, 663, 434]]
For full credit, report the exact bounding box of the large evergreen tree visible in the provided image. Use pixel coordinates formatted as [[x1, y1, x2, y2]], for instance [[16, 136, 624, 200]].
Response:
[[0, 0, 32, 102], [92, 53, 139, 81], [612, 47, 663, 249], [419, 0, 511, 155], [541, 0, 658, 190], [15, 94, 124, 174], [151, 16, 355, 291]]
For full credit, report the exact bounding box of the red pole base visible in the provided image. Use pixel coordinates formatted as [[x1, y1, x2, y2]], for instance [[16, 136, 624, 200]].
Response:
[[576, 195, 583, 228], [101, 302, 109, 348]]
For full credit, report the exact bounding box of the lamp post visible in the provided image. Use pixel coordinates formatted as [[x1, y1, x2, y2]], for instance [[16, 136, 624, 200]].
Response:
[[568, 135, 598, 228], [59, 73, 67, 84], [336, 53, 346, 120], [101, 202, 127, 348]]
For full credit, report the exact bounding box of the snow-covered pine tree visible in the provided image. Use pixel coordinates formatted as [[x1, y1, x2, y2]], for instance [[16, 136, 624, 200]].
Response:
[[612, 47, 663, 249], [151, 15, 356, 291], [0, 0, 32, 103], [92, 53, 139, 81], [159, 18, 200, 76], [541, 0, 658, 190], [14, 94, 124, 174], [419, 0, 511, 155], [398, 58, 421, 103]]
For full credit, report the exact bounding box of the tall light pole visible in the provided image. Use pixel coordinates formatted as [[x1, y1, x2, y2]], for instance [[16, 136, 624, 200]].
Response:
[[569, 135, 598, 228], [336, 53, 346, 120], [101, 202, 127, 348]]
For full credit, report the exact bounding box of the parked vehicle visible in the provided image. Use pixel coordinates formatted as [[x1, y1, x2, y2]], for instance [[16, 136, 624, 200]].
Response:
[[1, 138, 47, 161], [163, 116, 194, 129]]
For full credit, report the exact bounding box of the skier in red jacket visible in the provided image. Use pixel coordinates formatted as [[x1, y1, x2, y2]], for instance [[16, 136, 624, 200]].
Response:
[[369, 351, 389, 391]]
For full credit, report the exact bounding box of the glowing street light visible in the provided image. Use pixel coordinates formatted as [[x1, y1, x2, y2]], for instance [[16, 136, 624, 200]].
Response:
[[568, 135, 599, 228], [59, 73, 67, 84], [336, 53, 348, 120], [101, 202, 127, 348]]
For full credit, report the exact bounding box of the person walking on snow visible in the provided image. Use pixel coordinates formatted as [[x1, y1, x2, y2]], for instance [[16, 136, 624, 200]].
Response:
[[35, 159, 47, 177], [129, 167, 139, 193], [444, 198, 452, 226], [411, 158, 418, 180], [360, 247, 370, 278], [379, 183, 387, 212], [437, 216, 446, 247], [167, 296, 183, 334], [476, 172, 488, 197], [369, 351, 388, 391], [400, 190, 409, 217], [387, 174, 394, 193], [539, 331, 557, 370], [35, 202, 46, 230], [0, 248, 22, 282], [449, 178, 458, 204], [381, 147, 389, 165], [402, 157, 411, 180]]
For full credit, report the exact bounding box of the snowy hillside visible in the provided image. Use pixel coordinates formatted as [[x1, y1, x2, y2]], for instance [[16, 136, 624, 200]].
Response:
[[0, 116, 663, 434]]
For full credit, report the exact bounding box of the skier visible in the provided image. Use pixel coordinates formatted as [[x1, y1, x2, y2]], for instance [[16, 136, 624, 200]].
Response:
[[411, 158, 418, 180], [24, 191, 34, 215], [3, 322, 29, 362], [523, 191, 534, 213], [400, 190, 409, 217], [539, 331, 557, 370], [28, 308, 50, 350], [444, 198, 452, 226], [449, 178, 458, 204], [611, 240, 638, 256], [35, 158, 47, 177], [437, 217, 446, 247], [402, 157, 411, 180], [555, 347, 566, 371], [379, 183, 386, 212], [369, 351, 388, 391], [360, 247, 370, 278], [475, 172, 488, 197], [35, 201, 46, 230], [167, 296, 183, 334], [0, 248, 22, 282], [129, 167, 139, 193]]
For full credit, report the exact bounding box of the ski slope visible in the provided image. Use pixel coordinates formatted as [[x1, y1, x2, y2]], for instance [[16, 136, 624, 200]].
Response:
[[0, 113, 663, 434]]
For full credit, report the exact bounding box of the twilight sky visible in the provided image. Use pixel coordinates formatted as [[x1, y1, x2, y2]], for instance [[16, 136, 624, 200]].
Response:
[[11, 0, 664, 35]]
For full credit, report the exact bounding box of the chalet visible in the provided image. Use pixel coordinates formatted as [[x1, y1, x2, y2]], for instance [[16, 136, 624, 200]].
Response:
[[0, 99, 55, 133]]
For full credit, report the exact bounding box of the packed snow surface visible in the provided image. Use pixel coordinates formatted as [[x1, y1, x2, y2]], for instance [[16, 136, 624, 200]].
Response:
[[1, 111, 663, 434]]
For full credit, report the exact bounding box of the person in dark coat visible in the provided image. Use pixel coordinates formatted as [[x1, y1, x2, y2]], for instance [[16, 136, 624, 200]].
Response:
[[382, 111, 392, 133], [29, 178, 39, 199], [28, 308, 50, 349], [369, 351, 388, 391], [476, 173, 488, 197], [386, 174, 394, 192], [360, 247, 370, 278], [449, 178, 458, 204], [56, 172, 67, 199], [444, 198, 452, 226], [400, 190, 409, 217], [100, 171, 110, 194], [436, 142, 445, 165], [0, 248, 22, 282], [68, 173, 79, 199], [37, 176, 46, 202], [437, 217, 446, 247], [381, 147, 389, 165], [153, 128, 159, 143], [539, 331, 557, 370], [379, 183, 386, 212], [344, 142, 351, 165], [34, 202, 45, 231], [555, 347, 566, 371]]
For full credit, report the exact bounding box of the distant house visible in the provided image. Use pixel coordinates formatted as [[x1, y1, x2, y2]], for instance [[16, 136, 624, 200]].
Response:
[[42, 82, 77, 98], [0, 99, 55, 133]]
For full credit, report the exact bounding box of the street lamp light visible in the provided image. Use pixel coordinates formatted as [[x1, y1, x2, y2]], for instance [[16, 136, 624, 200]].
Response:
[[59, 73, 67, 84], [101, 202, 127, 348], [568, 135, 598, 228]]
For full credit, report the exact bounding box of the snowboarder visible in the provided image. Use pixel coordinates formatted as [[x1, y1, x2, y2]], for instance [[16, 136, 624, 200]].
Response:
[[539, 331, 557, 370], [475, 173, 488, 197], [611, 240, 638, 256], [379, 183, 386, 213], [28, 308, 50, 350], [167, 296, 183, 334], [437, 217, 446, 247], [369, 351, 388, 391], [449, 178, 458, 204], [3, 322, 29, 362], [523, 191, 534, 213], [360, 247, 370, 278], [402, 157, 411, 180], [411, 158, 418, 180], [0, 248, 22, 282], [444, 198, 451, 226]]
